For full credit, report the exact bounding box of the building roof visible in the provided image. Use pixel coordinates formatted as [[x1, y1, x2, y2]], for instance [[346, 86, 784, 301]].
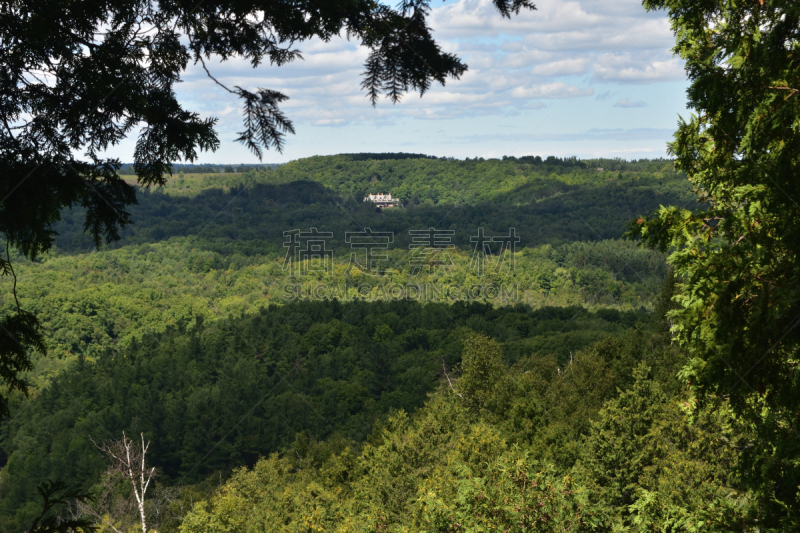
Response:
[[365, 193, 394, 202]]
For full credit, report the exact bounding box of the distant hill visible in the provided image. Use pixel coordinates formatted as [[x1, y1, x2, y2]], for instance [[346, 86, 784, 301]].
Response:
[[337, 152, 438, 161], [52, 155, 695, 254]]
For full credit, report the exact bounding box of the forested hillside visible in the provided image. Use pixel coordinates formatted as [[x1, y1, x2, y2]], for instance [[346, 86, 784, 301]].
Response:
[[0, 156, 689, 383], [1, 155, 700, 532], [176, 329, 746, 533], [0, 301, 652, 532], [53, 155, 692, 253]]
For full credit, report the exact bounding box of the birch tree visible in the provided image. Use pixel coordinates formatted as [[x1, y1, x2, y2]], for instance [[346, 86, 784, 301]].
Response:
[[93, 433, 156, 533]]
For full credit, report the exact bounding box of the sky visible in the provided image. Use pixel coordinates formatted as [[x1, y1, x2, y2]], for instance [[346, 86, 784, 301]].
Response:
[[108, 0, 691, 165]]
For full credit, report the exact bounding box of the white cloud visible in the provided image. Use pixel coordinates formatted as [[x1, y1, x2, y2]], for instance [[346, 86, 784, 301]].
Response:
[[98, 0, 689, 163], [530, 58, 589, 76], [594, 56, 685, 83], [614, 98, 647, 108], [170, 0, 685, 132], [602, 147, 656, 155], [511, 82, 593, 99]]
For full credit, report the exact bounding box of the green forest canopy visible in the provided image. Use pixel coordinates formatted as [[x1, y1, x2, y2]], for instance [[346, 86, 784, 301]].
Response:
[[3, 146, 795, 530], [0, 155, 701, 531], [4, 0, 799, 528], [3, 155, 690, 380]]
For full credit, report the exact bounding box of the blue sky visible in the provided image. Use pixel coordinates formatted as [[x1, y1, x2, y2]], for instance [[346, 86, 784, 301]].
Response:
[[108, 0, 691, 164]]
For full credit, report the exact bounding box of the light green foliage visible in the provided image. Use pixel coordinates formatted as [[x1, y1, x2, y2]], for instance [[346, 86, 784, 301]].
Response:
[[4, 237, 664, 391], [177, 309, 695, 533], [629, 397, 750, 532], [178, 455, 348, 533], [249, 155, 688, 208], [180, 395, 591, 533], [126, 173, 246, 198], [580, 364, 668, 525], [457, 333, 505, 409], [414, 443, 588, 533]]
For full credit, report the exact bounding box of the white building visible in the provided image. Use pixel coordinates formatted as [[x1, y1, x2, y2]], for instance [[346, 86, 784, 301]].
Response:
[[364, 193, 398, 208]]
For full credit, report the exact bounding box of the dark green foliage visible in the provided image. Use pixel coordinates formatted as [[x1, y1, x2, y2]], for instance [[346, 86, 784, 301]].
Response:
[[0, 300, 640, 532], [51, 157, 694, 255], [581, 364, 667, 524], [457, 333, 505, 410], [632, 0, 800, 415], [627, 0, 800, 527], [0, 310, 44, 418], [25, 481, 95, 533]]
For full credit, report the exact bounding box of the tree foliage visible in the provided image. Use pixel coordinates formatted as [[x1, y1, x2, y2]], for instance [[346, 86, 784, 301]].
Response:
[[173, 303, 736, 533], [628, 0, 800, 526], [0, 0, 534, 425], [457, 333, 505, 410], [0, 300, 644, 532], [631, 0, 800, 409]]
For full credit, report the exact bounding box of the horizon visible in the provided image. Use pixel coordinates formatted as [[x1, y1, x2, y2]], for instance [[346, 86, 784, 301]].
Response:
[[123, 152, 678, 168]]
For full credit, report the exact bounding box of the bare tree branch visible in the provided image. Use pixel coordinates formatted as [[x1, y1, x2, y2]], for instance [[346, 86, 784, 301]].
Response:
[[92, 432, 156, 533]]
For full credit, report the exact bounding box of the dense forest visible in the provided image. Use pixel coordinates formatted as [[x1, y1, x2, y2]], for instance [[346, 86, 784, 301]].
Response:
[[56, 156, 692, 253], [1, 300, 655, 532], [5, 0, 796, 530], [0, 154, 703, 531], [2, 153, 789, 532], [1, 157, 687, 385]]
